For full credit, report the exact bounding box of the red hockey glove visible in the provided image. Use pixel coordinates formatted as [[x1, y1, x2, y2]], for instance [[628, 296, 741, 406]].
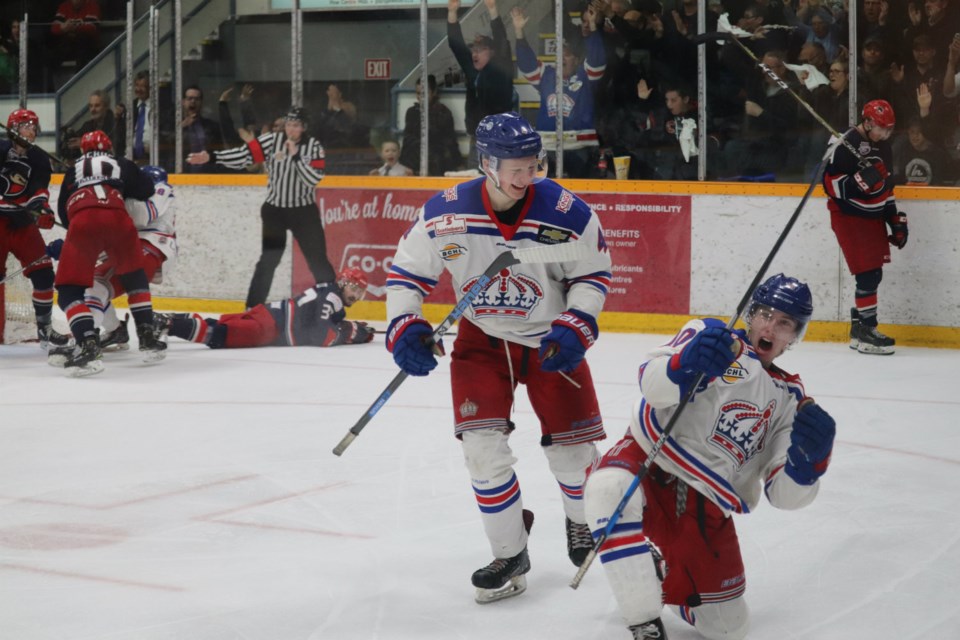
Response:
[[853, 160, 888, 195], [886, 211, 908, 250], [34, 206, 56, 229], [337, 320, 375, 345]]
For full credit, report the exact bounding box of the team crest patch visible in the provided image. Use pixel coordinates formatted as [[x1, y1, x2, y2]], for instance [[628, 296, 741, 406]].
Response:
[[443, 186, 458, 202], [536, 225, 572, 245], [556, 190, 573, 213], [709, 399, 776, 469], [859, 142, 872, 156], [464, 269, 544, 319], [720, 362, 747, 384], [440, 243, 467, 261], [460, 398, 479, 418], [434, 213, 467, 236]]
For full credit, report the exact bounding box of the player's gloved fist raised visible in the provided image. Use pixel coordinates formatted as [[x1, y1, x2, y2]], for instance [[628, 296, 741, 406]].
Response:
[[36, 211, 56, 229], [785, 401, 836, 486], [538, 309, 598, 373], [386, 314, 444, 376], [886, 211, 908, 250], [853, 160, 888, 195], [45, 239, 64, 260], [668, 325, 739, 385]]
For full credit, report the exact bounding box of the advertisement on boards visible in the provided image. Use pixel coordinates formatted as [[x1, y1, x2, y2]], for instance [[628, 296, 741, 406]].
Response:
[[293, 186, 691, 314]]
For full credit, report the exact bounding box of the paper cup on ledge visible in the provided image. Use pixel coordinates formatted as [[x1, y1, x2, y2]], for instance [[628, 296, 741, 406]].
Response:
[[613, 156, 631, 180]]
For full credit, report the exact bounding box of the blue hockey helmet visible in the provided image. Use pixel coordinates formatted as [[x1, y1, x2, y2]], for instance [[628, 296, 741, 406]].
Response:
[[142, 165, 168, 185], [745, 273, 813, 343], [475, 112, 542, 161]]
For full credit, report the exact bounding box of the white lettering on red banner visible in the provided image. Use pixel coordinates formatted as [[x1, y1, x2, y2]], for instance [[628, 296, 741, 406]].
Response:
[[364, 59, 391, 80]]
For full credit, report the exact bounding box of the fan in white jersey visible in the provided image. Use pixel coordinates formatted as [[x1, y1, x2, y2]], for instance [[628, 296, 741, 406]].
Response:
[[582, 274, 837, 640], [49, 165, 176, 361], [385, 112, 613, 604]]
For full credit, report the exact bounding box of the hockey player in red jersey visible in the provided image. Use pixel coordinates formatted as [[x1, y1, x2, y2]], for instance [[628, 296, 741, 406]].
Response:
[[822, 99, 906, 354], [157, 268, 373, 349], [385, 112, 612, 603], [0, 108, 70, 349], [54, 130, 166, 376], [583, 274, 837, 639]]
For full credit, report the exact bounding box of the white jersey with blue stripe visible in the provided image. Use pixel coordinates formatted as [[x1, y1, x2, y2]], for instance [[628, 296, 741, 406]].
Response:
[[629, 318, 819, 515], [126, 180, 177, 264], [386, 176, 612, 348]]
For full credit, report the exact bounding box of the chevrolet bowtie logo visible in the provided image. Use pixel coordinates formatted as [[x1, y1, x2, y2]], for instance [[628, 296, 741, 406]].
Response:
[[541, 228, 567, 241]]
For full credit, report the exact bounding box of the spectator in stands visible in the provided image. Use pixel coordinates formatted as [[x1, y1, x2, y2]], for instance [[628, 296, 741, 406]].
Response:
[[661, 82, 721, 179], [399, 74, 463, 176], [596, 76, 670, 180], [180, 85, 227, 173], [446, 0, 515, 162], [893, 114, 957, 184], [903, 0, 957, 61], [891, 34, 948, 130], [941, 32, 960, 98], [513, 3, 606, 178], [856, 0, 901, 64], [796, 9, 843, 63], [796, 41, 830, 78], [50, 0, 102, 70], [315, 83, 362, 150], [219, 83, 261, 147], [62, 89, 125, 160], [0, 20, 15, 93], [115, 70, 152, 165], [370, 140, 413, 176], [859, 32, 894, 102], [724, 50, 805, 180]]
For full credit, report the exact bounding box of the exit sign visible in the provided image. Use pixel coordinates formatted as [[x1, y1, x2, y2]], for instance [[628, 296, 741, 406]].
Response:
[[364, 59, 391, 80]]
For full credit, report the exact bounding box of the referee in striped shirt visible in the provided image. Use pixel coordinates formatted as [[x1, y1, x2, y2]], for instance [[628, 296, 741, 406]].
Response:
[[187, 107, 335, 308]]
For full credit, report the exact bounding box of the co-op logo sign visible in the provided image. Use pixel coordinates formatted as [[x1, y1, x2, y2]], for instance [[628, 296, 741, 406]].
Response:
[[340, 244, 395, 283]]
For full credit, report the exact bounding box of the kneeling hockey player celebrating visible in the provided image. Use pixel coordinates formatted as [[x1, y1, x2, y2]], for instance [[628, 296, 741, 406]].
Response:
[[582, 274, 836, 639], [158, 267, 373, 349]]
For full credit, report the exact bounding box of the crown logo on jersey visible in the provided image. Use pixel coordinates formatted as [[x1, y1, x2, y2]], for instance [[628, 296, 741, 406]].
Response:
[[464, 269, 543, 319], [460, 398, 479, 418], [709, 399, 776, 469]]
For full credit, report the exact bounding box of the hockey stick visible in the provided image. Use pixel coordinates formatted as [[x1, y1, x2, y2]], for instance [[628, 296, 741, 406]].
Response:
[[570, 159, 825, 589], [0, 122, 72, 169], [692, 31, 865, 161], [0, 254, 50, 287], [332, 241, 593, 457]]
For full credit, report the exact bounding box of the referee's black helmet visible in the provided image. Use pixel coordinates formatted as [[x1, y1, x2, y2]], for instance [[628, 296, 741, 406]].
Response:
[[285, 107, 310, 128]]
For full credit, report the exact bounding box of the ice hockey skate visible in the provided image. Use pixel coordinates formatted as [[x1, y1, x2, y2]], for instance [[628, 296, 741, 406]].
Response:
[[471, 509, 534, 604], [566, 517, 593, 567], [100, 314, 131, 352], [852, 323, 894, 355], [37, 321, 71, 351], [137, 322, 167, 363], [629, 617, 667, 639], [848, 307, 860, 350], [63, 336, 104, 377]]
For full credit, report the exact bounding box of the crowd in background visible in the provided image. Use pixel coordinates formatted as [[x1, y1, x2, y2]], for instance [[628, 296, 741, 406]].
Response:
[[6, 0, 960, 185]]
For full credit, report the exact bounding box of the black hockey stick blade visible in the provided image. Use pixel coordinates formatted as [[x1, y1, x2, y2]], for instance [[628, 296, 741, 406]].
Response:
[[691, 31, 734, 45]]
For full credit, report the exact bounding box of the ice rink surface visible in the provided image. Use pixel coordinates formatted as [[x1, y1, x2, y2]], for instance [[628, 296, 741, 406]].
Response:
[[2, 330, 958, 640]]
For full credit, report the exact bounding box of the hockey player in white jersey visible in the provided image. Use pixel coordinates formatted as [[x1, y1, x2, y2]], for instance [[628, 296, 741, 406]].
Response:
[[385, 112, 613, 604], [582, 274, 837, 639]]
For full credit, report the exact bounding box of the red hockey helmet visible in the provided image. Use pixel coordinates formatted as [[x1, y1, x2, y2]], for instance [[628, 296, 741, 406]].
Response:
[[862, 100, 895, 129], [338, 267, 369, 291], [7, 108, 40, 137], [80, 130, 113, 154]]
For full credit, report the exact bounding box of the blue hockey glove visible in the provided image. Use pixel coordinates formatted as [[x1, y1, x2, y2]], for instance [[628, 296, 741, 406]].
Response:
[[666, 325, 739, 388], [45, 239, 64, 260], [785, 402, 836, 486], [886, 211, 908, 250], [538, 309, 598, 373], [386, 314, 443, 376]]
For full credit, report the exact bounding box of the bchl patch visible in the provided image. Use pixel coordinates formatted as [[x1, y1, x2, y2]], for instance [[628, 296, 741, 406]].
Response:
[[556, 190, 573, 213], [720, 362, 747, 384], [443, 186, 458, 202], [440, 243, 467, 261], [536, 225, 572, 244], [709, 399, 776, 468], [460, 398, 479, 418], [859, 142, 872, 156], [433, 213, 467, 236]]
